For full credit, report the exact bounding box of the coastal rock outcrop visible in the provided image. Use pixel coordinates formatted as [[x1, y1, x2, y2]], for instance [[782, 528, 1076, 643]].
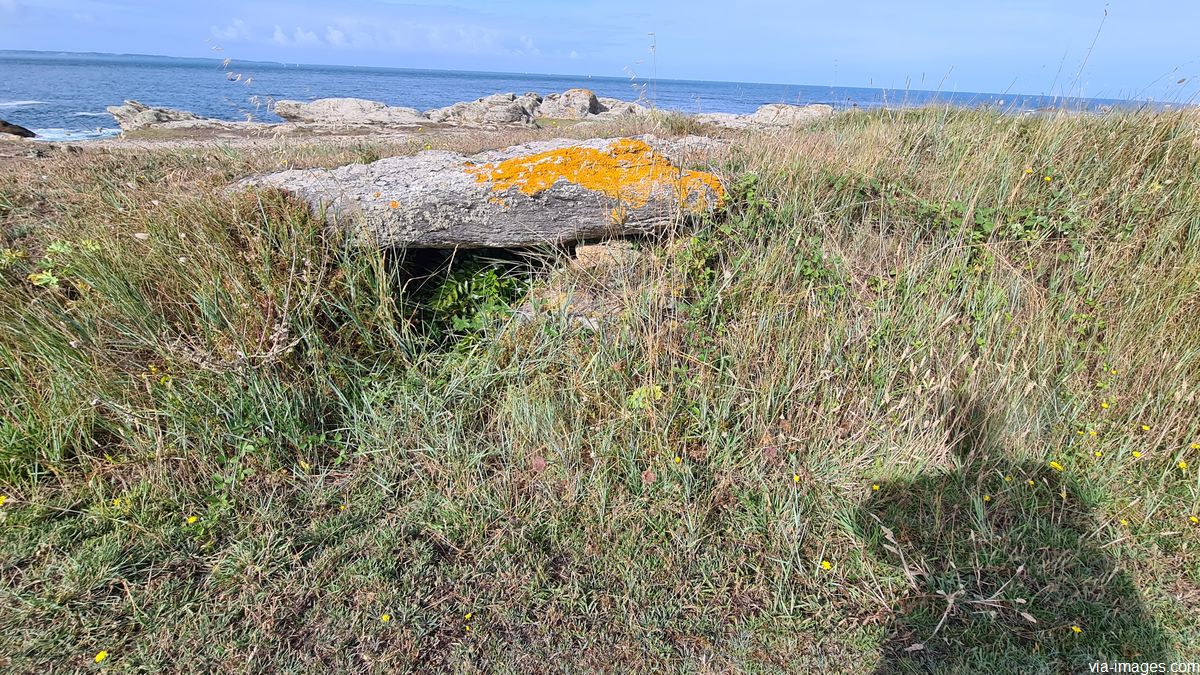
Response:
[[0, 119, 35, 138], [106, 100, 201, 131], [426, 93, 542, 126], [273, 98, 428, 125], [596, 97, 649, 117], [537, 88, 603, 119], [238, 136, 726, 248], [695, 103, 834, 129]]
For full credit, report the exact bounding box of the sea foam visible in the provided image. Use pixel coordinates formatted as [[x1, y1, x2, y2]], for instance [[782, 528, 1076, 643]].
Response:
[[0, 100, 45, 108]]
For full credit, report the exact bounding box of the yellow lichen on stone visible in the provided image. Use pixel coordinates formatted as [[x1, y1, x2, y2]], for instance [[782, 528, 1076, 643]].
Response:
[[465, 139, 724, 213]]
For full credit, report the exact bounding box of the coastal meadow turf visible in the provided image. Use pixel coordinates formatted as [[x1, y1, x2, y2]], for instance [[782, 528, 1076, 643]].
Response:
[[0, 108, 1198, 671]]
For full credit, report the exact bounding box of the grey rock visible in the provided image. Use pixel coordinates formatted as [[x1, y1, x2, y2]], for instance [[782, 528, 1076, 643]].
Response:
[[537, 88, 602, 119], [426, 93, 540, 126], [596, 98, 649, 117], [106, 100, 201, 131], [237, 136, 726, 248], [273, 98, 428, 125], [0, 118, 35, 138], [696, 103, 833, 129]]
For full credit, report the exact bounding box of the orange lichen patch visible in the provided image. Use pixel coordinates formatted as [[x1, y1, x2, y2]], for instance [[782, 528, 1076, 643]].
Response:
[[465, 139, 725, 213]]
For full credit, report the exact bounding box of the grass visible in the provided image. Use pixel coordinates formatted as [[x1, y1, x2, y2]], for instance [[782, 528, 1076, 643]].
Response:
[[1, 107, 1199, 672]]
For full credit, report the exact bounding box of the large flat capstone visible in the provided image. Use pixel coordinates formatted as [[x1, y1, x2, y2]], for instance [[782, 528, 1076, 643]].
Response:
[[237, 136, 726, 248]]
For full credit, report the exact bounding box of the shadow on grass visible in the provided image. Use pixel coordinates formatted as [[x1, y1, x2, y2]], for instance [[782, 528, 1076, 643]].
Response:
[[857, 398, 1173, 673]]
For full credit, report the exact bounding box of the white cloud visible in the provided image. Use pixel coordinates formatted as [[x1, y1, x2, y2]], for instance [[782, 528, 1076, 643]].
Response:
[[211, 18, 249, 42], [271, 24, 288, 45], [325, 26, 346, 47], [292, 26, 320, 46]]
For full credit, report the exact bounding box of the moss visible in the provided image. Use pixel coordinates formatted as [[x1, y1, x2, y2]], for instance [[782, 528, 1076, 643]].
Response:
[[465, 138, 725, 213]]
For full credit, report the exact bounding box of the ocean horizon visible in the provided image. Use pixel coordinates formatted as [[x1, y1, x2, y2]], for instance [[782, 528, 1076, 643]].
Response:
[[0, 50, 1173, 142]]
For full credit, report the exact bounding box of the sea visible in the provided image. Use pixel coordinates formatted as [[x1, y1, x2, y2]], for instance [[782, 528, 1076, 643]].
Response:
[[0, 50, 1164, 142]]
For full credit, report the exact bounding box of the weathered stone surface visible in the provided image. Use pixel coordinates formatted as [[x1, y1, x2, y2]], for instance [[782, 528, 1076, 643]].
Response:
[[0, 119, 35, 138], [238, 136, 726, 248], [596, 97, 649, 118], [696, 103, 834, 129], [537, 88, 602, 119], [106, 100, 201, 131], [274, 98, 428, 125], [426, 93, 541, 126]]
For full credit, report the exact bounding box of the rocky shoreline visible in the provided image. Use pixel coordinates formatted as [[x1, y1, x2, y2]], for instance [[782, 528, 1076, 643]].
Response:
[[96, 88, 832, 137]]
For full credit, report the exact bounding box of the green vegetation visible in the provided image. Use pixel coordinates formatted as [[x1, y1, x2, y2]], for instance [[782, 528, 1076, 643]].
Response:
[[1, 108, 1198, 671]]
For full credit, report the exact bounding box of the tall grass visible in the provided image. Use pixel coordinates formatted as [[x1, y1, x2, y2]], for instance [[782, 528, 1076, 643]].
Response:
[[0, 108, 1198, 671]]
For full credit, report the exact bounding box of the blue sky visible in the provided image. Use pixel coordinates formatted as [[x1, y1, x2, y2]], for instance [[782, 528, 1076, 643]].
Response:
[[1, 0, 1196, 99]]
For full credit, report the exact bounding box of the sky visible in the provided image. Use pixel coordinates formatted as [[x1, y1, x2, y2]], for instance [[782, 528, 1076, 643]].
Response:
[[1, 0, 1197, 99]]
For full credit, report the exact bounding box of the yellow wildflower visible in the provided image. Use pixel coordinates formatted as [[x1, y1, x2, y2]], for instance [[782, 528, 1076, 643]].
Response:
[[1179, 460, 1189, 470], [1100, 402, 1109, 409], [0, 495, 7, 507], [1088, 430, 1098, 437], [1191, 443, 1199, 450], [1076, 430, 1085, 436], [1132, 451, 1142, 459], [380, 614, 391, 623], [1023, 167, 1033, 175], [1048, 461, 1064, 472], [673, 456, 682, 464], [793, 474, 800, 483], [111, 498, 121, 507], [1004, 475, 1013, 482], [1119, 518, 1128, 526], [1044, 176, 1053, 183], [983, 494, 991, 503], [299, 459, 311, 472], [1094, 451, 1103, 458], [820, 560, 832, 571], [872, 484, 880, 491], [1071, 625, 1082, 634], [95, 650, 109, 663], [1191, 516, 1199, 525], [1027, 479, 1035, 486], [186, 516, 198, 524], [1140, 425, 1150, 431], [465, 612, 472, 620]]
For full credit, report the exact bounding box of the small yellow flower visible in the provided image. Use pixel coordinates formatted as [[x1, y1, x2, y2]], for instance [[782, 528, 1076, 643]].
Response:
[[1190, 516, 1199, 525], [1071, 625, 1082, 634], [1191, 443, 1200, 450], [1023, 167, 1033, 175], [339, 504, 347, 511], [1110, 369, 1118, 375], [1140, 425, 1150, 432], [1004, 475, 1013, 482], [111, 498, 121, 507], [673, 456, 682, 464], [983, 494, 991, 503], [465, 625, 472, 632], [1088, 430, 1098, 437], [1179, 460, 1189, 470], [1027, 479, 1035, 486], [872, 484, 880, 491], [0, 495, 7, 507], [299, 459, 311, 471], [1119, 518, 1128, 526], [380, 614, 391, 623], [1100, 402, 1109, 409], [1093, 451, 1103, 458], [793, 474, 800, 483], [1132, 451, 1143, 459], [820, 560, 832, 571], [464, 612, 472, 620], [94, 650, 109, 663], [1076, 430, 1085, 436], [1048, 461, 1064, 472], [186, 516, 198, 524], [1044, 176, 1053, 183]]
